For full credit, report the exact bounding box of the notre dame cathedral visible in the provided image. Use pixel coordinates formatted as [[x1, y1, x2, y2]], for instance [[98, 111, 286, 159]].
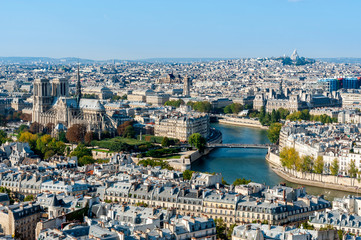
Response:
[[32, 68, 117, 135]]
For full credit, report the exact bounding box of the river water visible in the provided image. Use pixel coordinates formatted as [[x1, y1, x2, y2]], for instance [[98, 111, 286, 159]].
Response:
[[192, 123, 355, 200]]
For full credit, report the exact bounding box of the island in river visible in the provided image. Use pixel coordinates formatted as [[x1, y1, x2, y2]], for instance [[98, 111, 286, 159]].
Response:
[[192, 123, 356, 200]]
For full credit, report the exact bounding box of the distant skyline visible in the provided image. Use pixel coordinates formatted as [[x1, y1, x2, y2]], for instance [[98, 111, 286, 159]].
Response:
[[0, 0, 360, 60]]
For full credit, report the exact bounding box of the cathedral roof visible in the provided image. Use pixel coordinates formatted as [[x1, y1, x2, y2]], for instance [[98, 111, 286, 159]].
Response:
[[79, 99, 105, 111], [53, 97, 77, 108]]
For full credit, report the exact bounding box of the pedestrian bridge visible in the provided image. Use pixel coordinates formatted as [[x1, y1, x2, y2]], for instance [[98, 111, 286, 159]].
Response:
[[207, 143, 274, 149]]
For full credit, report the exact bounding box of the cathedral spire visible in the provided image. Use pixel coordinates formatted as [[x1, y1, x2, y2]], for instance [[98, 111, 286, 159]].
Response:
[[76, 64, 82, 106]]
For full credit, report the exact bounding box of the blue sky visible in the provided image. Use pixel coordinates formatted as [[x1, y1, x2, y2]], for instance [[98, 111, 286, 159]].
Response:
[[0, 0, 360, 60]]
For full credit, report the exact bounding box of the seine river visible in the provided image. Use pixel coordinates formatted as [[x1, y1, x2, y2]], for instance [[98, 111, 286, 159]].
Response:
[[192, 123, 354, 200]]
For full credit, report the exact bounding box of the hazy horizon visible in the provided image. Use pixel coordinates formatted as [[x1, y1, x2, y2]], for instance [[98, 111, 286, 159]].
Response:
[[1, 56, 361, 62]]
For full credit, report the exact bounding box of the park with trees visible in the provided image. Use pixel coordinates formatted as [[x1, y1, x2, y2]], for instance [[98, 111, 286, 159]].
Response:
[[164, 99, 184, 108]]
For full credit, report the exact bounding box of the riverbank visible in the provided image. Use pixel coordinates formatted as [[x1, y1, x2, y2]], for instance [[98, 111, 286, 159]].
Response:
[[266, 152, 361, 194], [218, 117, 268, 130]]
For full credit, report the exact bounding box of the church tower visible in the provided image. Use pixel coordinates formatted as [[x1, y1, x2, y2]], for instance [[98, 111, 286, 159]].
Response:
[[183, 76, 191, 97], [76, 65, 82, 106], [52, 78, 69, 98], [32, 78, 52, 123]]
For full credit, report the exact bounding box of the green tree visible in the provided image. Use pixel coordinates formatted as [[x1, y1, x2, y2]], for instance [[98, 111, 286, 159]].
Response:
[[117, 121, 134, 136], [0, 130, 7, 144], [278, 108, 290, 119], [183, 170, 194, 180], [138, 159, 173, 170], [111, 95, 121, 101], [0, 115, 7, 127], [24, 195, 34, 202], [18, 131, 38, 150], [66, 146, 71, 156], [187, 101, 212, 113], [58, 131, 67, 142], [260, 106, 266, 119], [224, 103, 243, 114], [279, 147, 299, 170], [222, 177, 229, 185], [36, 134, 52, 155], [79, 155, 96, 166], [164, 100, 184, 108], [54, 140, 66, 155], [337, 230, 343, 240], [271, 109, 280, 123], [286, 110, 311, 121], [348, 159, 358, 178], [224, 105, 232, 114], [301, 109, 310, 120], [227, 224, 237, 239], [215, 218, 227, 240], [230, 103, 243, 114], [16, 124, 29, 134], [300, 155, 314, 173], [121, 94, 127, 100], [109, 142, 132, 152], [161, 137, 170, 147], [0, 187, 10, 194], [188, 133, 207, 152], [330, 158, 339, 176], [314, 156, 324, 174], [123, 125, 135, 138], [70, 144, 92, 160], [233, 178, 251, 185], [267, 123, 282, 143], [44, 150, 55, 159], [302, 221, 315, 230]]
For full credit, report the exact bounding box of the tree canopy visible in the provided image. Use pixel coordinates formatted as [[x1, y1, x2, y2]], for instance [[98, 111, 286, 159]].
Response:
[[267, 123, 282, 143], [224, 103, 243, 114], [161, 137, 170, 147], [233, 178, 251, 186], [70, 144, 94, 166], [330, 158, 339, 176], [279, 147, 300, 170], [164, 100, 184, 108], [300, 155, 314, 173], [187, 101, 212, 113], [314, 156, 324, 174], [348, 159, 358, 178], [188, 133, 207, 152], [0, 130, 10, 144], [117, 121, 134, 137], [183, 170, 194, 180], [18, 132, 65, 159], [66, 124, 87, 143]]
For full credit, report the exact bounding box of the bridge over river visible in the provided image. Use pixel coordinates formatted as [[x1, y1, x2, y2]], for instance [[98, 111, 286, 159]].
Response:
[[207, 143, 275, 149]]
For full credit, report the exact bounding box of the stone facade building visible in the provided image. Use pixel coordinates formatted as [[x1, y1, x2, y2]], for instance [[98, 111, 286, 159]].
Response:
[[156, 72, 183, 84], [154, 113, 210, 141], [253, 82, 340, 113], [146, 94, 170, 105], [82, 86, 113, 99], [0, 202, 42, 239]]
